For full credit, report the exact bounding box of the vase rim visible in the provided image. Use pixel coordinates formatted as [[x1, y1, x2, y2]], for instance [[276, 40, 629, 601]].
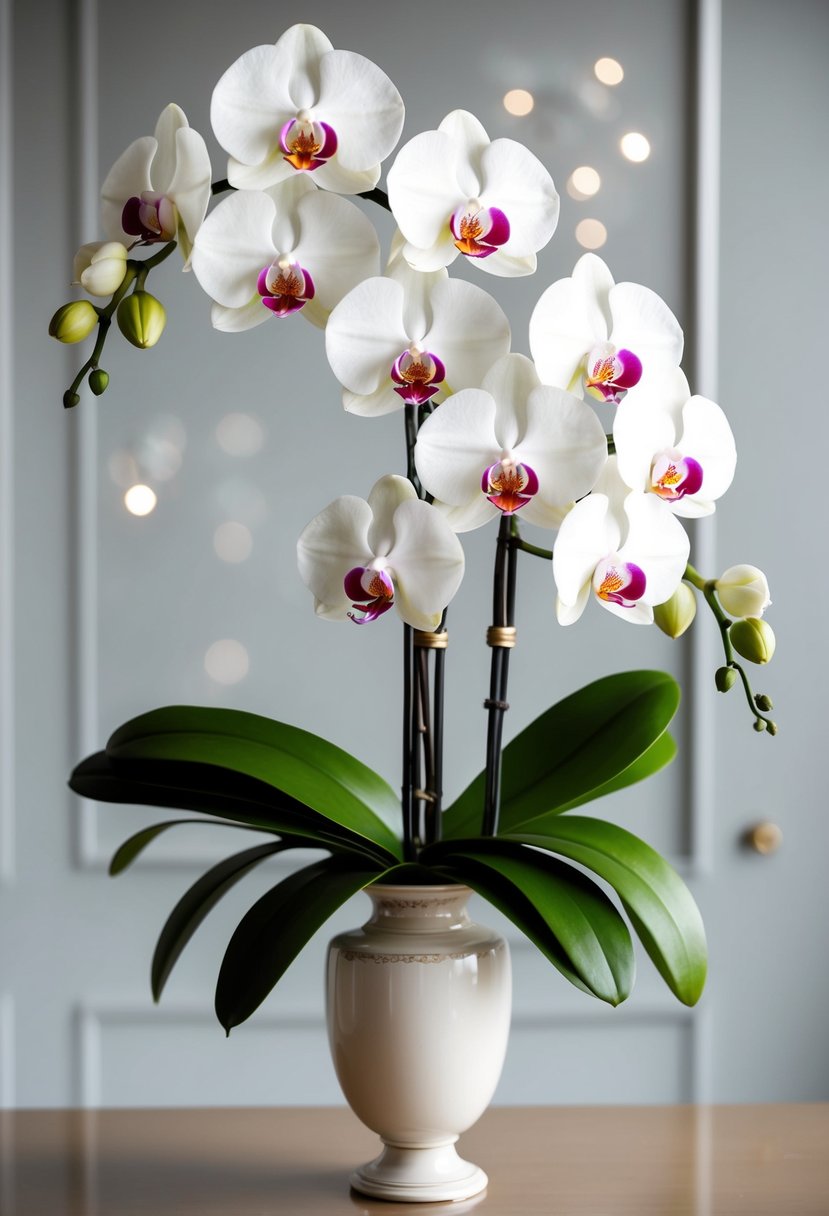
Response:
[[367, 882, 471, 898]]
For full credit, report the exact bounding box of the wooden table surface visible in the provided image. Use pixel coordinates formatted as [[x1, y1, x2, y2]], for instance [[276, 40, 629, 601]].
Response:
[[1, 1105, 827, 1215]]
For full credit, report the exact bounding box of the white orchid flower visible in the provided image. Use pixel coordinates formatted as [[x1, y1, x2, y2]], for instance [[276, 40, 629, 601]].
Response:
[[100, 103, 212, 265], [387, 110, 559, 278], [210, 24, 405, 195], [324, 250, 511, 417], [414, 354, 607, 532], [553, 459, 690, 626], [297, 475, 465, 630], [613, 368, 737, 518], [190, 176, 380, 331], [716, 565, 772, 619], [529, 252, 684, 404], [72, 241, 128, 297]]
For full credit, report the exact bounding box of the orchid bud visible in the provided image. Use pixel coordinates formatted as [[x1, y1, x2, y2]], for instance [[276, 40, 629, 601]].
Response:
[[63, 390, 80, 409], [653, 582, 696, 639], [117, 291, 166, 349], [89, 369, 109, 396], [715, 666, 736, 692], [755, 693, 773, 712], [73, 241, 129, 297], [730, 617, 776, 665], [716, 564, 771, 619], [49, 300, 98, 344]]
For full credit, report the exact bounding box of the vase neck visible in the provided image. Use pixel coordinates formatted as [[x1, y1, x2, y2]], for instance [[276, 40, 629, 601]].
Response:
[[365, 884, 472, 933]]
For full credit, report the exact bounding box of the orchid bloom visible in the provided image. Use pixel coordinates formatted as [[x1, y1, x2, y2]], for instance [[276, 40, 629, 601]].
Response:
[[190, 176, 380, 331], [553, 459, 690, 625], [324, 248, 511, 416], [613, 368, 737, 517], [297, 475, 465, 630], [529, 253, 684, 403], [210, 24, 405, 195], [387, 110, 559, 278], [414, 354, 607, 532], [101, 104, 212, 265]]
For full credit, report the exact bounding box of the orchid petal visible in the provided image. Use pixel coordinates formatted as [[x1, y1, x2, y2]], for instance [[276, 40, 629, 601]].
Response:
[[191, 191, 277, 308], [480, 138, 559, 257], [430, 496, 497, 533], [437, 110, 489, 195], [387, 500, 465, 628], [553, 493, 619, 608], [529, 260, 609, 391], [620, 493, 690, 604], [609, 282, 684, 379], [166, 126, 213, 252], [101, 135, 156, 241], [367, 475, 416, 556], [385, 256, 446, 340], [400, 233, 460, 274], [211, 42, 299, 167], [519, 386, 609, 508], [342, 385, 402, 417], [387, 130, 463, 252], [556, 583, 591, 626], [325, 277, 409, 393], [309, 159, 381, 195], [280, 23, 333, 109], [414, 388, 499, 508], [473, 250, 538, 278], [292, 190, 380, 312], [426, 279, 511, 390], [297, 494, 372, 617], [481, 354, 540, 443], [317, 49, 405, 171], [210, 296, 272, 332], [151, 103, 188, 194], [673, 395, 737, 505], [613, 395, 677, 492], [227, 152, 296, 192]]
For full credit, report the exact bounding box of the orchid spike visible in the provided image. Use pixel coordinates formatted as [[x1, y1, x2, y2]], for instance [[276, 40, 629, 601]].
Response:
[[210, 24, 405, 195], [387, 110, 559, 278], [297, 475, 465, 630]]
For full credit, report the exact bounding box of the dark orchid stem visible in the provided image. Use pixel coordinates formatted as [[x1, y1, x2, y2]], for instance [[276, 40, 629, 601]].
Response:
[[211, 178, 234, 196], [481, 514, 517, 837], [403, 405, 423, 496], [401, 624, 417, 861], [416, 646, 432, 844], [357, 186, 392, 212]]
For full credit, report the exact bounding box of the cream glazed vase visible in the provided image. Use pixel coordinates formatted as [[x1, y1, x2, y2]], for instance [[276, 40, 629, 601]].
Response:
[[326, 882, 512, 1202]]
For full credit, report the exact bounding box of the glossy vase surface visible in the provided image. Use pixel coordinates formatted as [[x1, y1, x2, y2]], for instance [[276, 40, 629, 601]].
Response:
[[326, 882, 512, 1202]]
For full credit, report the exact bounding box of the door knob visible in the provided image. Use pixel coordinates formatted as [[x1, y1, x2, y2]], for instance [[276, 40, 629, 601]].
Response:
[[744, 821, 783, 855]]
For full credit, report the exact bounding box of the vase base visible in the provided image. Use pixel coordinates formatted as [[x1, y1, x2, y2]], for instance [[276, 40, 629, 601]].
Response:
[[350, 1141, 488, 1203]]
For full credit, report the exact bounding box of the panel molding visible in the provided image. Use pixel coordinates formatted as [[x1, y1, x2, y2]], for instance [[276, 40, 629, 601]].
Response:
[[0, 0, 15, 884], [0, 993, 15, 1109]]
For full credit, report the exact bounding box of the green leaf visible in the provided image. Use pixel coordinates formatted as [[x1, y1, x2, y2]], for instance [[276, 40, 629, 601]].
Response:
[[215, 856, 390, 1032], [543, 729, 677, 818], [71, 751, 397, 865], [105, 706, 403, 858], [153, 840, 303, 1001], [503, 816, 707, 1006], [424, 839, 634, 1005], [108, 818, 326, 876], [443, 671, 680, 838]]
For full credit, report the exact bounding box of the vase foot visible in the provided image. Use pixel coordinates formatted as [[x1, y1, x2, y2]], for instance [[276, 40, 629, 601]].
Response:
[[350, 1141, 487, 1203]]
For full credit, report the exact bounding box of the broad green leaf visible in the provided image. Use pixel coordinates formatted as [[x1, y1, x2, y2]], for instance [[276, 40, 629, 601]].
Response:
[[71, 752, 398, 865], [106, 706, 403, 858], [504, 816, 707, 1006], [424, 839, 634, 1005], [443, 671, 680, 838], [215, 856, 391, 1032], [535, 730, 677, 820], [153, 840, 305, 1000], [109, 818, 325, 876]]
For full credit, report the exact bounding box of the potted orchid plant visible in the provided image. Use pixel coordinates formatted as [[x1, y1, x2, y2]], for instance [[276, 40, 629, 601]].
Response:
[[50, 20, 777, 1200]]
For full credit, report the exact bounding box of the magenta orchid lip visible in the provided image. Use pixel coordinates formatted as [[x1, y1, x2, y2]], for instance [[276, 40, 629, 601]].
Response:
[[280, 117, 338, 172], [121, 192, 178, 244], [593, 558, 647, 608], [344, 565, 395, 624], [481, 458, 539, 514], [257, 260, 315, 317], [584, 344, 642, 404], [450, 203, 510, 259], [390, 348, 446, 405], [650, 452, 704, 501]]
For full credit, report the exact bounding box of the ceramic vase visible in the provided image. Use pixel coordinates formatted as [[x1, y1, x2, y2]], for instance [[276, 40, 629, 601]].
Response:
[[326, 882, 512, 1202]]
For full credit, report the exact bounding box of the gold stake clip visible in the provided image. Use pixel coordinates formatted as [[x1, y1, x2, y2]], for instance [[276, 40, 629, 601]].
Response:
[[413, 630, 448, 649], [486, 626, 517, 649]]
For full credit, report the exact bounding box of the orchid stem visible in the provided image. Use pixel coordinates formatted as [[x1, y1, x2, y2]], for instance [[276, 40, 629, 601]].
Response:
[[401, 624, 416, 861], [481, 514, 517, 836], [357, 186, 391, 212]]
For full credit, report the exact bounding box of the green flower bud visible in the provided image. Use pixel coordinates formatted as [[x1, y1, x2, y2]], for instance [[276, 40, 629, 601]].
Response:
[[767, 721, 779, 736], [49, 300, 98, 344], [653, 582, 696, 639], [89, 369, 109, 396], [753, 719, 767, 732], [730, 617, 776, 665], [117, 291, 166, 349], [715, 666, 737, 692], [755, 693, 773, 712], [63, 390, 81, 409]]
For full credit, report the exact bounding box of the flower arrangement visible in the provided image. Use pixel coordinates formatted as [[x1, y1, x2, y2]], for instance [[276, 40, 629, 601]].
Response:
[[51, 23, 776, 1034]]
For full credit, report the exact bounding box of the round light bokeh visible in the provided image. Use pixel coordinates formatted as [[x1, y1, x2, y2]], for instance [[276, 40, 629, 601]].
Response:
[[575, 219, 608, 250], [215, 412, 265, 457], [213, 521, 253, 564], [594, 57, 624, 86], [124, 484, 157, 516], [620, 132, 651, 163], [503, 88, 534, 117], [567, 166, 602, 200], [204, 639, 250, 685]]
